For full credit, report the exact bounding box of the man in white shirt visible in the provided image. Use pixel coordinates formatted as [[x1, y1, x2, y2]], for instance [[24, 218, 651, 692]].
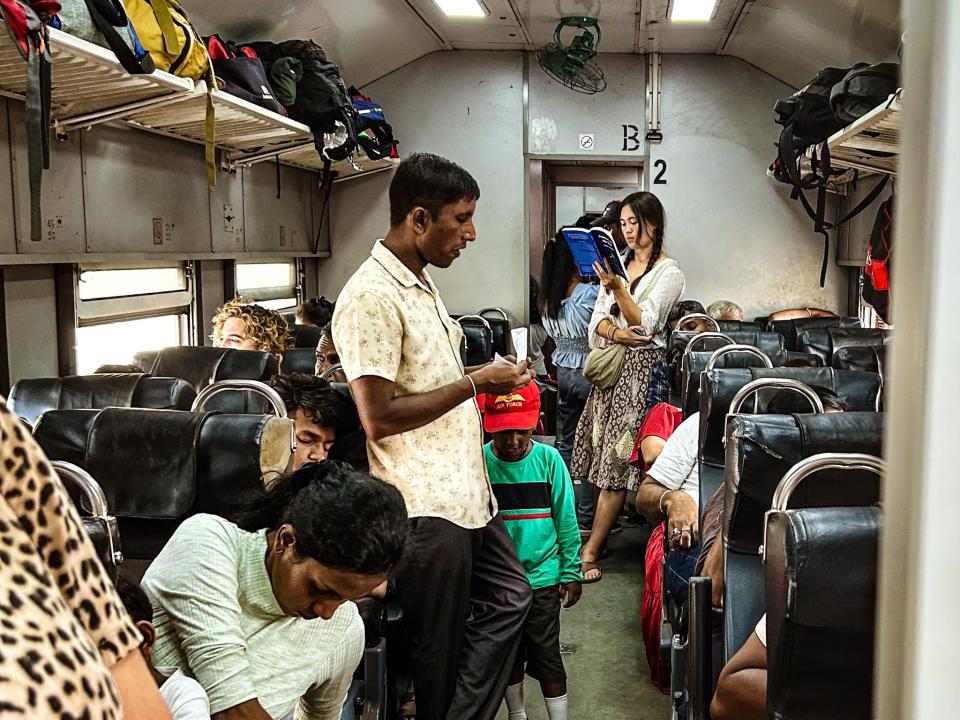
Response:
[[333, 153, 534, 720], [634, 411, 701, 602]]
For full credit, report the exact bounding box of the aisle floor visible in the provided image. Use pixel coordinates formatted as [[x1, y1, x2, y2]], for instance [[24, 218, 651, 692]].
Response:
[[496, 523, 671, 720]]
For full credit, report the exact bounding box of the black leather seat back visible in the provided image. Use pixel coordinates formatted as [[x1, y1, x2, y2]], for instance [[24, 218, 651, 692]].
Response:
[[765, 506, 880, 720], [34, 407, 292, 559], [149, 346, 279, 413], [680, 348, 787, 418], [479, 309, 511, 357], [766, 316, 861, 351], [292, 324, 324, 348], [717, 320, 763, 333], [796, 328, 889, 365], [456, 317, 494, 366], [280, 348, 317, 375], [833, 345, 886, 374], [723, 412, 883, 555], [10, 374, 197, 427], [699, 367, 882, 467]]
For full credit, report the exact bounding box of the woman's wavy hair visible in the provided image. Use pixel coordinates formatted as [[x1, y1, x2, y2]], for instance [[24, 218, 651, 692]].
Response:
[[212, 297, 292, 355], [611, 192, 666, 318], [237, 460, 409, 576]]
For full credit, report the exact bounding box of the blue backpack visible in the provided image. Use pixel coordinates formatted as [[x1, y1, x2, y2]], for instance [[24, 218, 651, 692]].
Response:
[[348, 86, 397, 160]]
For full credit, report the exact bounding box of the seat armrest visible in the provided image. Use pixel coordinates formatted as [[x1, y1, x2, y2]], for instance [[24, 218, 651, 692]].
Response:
[[687, 576, 713, 720]]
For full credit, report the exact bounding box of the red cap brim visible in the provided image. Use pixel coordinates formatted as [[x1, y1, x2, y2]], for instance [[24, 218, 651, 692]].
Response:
[[483, 409, 540, 434]]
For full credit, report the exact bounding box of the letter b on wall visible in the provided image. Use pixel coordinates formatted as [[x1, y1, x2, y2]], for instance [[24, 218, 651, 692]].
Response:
[[622, 125, 641, 152]]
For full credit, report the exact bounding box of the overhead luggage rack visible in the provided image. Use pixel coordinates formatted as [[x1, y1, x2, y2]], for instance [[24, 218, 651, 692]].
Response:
[[0, 25, 193, 129], [815, 91, 902, 178], [226, 141, 400, 182], [122, 82, 312, 155]]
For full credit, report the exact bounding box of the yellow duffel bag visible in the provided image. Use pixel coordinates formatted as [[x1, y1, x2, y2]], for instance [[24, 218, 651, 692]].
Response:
[[124, 0, 209, 80]]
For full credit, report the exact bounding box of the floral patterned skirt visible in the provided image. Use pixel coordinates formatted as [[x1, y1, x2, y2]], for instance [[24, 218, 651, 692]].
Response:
[[570, 345, 665, 492]]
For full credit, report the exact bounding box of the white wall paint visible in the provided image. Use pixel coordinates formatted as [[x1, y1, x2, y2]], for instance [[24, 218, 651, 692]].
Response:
[[4, 265, 59, 383], [651, 55, 849, 319], [318, 51, 527, 320]]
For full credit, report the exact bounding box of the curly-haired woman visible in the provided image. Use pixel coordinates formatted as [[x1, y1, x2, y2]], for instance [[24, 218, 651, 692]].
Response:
[[571, 192, 685, 583], [212, 298, 292, 356]]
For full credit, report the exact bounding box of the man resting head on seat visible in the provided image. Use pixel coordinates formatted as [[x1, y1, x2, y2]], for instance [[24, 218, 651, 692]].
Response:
[[706, 299, 744, 322], [314, 322, 346, 382], [667, 300, 709, 333], [271, 373, 354, 471], [697, 385, 848, 608], [766, 306, 837, 321], [117, 574, 210, 720], [212, 298, 291, 356], [142, 460, 409, 720]]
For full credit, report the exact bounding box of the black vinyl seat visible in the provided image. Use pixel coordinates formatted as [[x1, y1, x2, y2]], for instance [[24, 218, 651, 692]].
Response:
[[455, 315, 494, 366], [479, 307, 511, 357], [716, 320, 763, 333], [766, 316, 861, 351], [292, 323, 324, 348], [765, 504, 881, 720], [796, 327, 890, 367], [280, 347, 317, 375], [833, 344, 887, 374], [33, 407, 293, 559], [10, 373, 196, 427], [146, 346, 280, 413]]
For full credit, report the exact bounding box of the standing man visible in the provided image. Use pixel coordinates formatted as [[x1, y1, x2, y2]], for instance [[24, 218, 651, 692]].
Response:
[[333, 153, 534, 720]]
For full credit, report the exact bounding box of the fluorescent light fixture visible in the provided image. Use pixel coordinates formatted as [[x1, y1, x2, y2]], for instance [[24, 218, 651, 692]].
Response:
[[433, 0, 487, 18], [670, 0, 717, 22]]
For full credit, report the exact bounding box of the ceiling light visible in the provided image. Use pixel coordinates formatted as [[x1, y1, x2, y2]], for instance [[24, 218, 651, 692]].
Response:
[[434, 0, 487, 18], [670, 0, 717, 22]]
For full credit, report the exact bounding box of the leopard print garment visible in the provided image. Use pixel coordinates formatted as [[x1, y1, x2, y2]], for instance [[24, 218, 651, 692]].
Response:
[[0, 399, 140, 719]]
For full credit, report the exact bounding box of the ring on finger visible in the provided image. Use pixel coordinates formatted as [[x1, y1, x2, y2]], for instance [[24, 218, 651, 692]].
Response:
[[672, 527, 681, 535]]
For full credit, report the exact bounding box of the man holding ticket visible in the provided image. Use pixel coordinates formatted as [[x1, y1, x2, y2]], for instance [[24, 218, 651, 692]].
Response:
[[333, 153, 534, 720]]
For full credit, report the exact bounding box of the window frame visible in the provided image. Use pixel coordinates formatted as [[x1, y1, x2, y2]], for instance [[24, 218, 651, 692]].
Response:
[[234, 257, 303, 309]]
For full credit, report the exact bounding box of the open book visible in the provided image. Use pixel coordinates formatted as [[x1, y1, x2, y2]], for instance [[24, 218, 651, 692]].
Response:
[[560, 226, 628, 280]]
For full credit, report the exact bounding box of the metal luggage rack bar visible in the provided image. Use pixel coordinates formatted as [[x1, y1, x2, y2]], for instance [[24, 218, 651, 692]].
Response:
[[224, 140, 400, 183]]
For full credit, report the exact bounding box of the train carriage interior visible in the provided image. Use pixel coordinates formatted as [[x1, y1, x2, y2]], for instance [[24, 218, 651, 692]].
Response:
[[0, 0, 954, 719]]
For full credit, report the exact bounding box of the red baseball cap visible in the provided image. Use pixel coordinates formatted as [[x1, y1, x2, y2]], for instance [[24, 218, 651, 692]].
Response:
[[478, 383, 541, 433]]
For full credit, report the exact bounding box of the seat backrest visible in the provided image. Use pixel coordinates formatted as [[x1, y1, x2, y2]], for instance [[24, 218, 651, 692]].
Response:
[[292, 324, 324, 348], [280, 348, 317, 375], [456, 316, 494, 366], [796, 327, 889, 365], [699, 367, 882, 468], [149, 346, 279, 413], [765, 506, 881, 720], [10, 374, 197, 427], [721, 413, 882, 661], [479, 308, 511, 357], [679, 348, 785, 418], [833, 345, 886, 374], [33, 407, 293, 559], [766, 316, 861, 350]]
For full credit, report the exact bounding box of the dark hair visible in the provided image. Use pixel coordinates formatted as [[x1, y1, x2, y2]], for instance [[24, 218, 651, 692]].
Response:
[[767, 384, 849, 414], [237, 461, 409, 576], [529, 275, 542, 326], [389, 153, 480, 227], [116, 573, 153, 625], [297, 297, 335, 327], [539, 232, 580, 321], [271, 373, 356, 433], [611, 191, 666, 318], [668, 300, 707, 327]]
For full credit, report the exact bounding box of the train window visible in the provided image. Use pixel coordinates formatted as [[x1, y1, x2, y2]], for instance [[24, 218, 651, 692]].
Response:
[[73, 263, 194, 373], [235, 259, 300, 311]]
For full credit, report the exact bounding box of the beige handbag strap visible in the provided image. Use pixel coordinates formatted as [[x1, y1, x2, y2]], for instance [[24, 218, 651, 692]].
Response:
[[636, 258, 678, 304]]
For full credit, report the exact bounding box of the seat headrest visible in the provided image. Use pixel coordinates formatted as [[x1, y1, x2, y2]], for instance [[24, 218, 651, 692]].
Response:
[[280, 348, 317, 375], [833, 345, 886, 374], [717, 320, 763, 333], [292, 324, 323, 348], [457, 318, 494, 366], [679, 349, 788, 418], [34, 407, 293, 559], [723, 412, 883, 554], [765, 506, 880, 720], [766, 316, 861, 350], [150, 347, 279, 413], [699, 367, 882, 466], [796, 327, 889, 365]]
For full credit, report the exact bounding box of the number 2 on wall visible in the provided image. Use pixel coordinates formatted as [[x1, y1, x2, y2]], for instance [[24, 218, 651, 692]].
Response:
[[653, 159, 667, 185]]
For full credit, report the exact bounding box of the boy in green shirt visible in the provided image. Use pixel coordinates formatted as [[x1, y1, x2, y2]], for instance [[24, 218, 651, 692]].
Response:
[[479, 383, 583, 720]]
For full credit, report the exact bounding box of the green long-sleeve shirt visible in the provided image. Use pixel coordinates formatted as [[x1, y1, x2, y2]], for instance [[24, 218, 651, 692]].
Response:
[[484, 441, 583, 589]]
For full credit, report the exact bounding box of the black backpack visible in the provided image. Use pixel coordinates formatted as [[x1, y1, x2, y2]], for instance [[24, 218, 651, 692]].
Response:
[[248, 39, 359, 162], [862, 196, 893, 323], [830, 63, 900, 125]]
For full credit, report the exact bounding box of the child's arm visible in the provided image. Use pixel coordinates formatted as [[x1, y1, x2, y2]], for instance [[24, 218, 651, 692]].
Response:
[[548, 449, 583, 588]]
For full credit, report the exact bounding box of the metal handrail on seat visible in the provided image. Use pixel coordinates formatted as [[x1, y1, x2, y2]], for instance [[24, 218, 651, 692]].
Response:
[[683, 331, 734, 355], [191, 379, 287, 419], [761, 453, 885, 561], [677, 313, 720, 333], [704, 345, 773, 373], [319, 363, 344, 381], [478, 307, 509, 322], [728, 378, 825, 416], [52, 460, 123, 566]]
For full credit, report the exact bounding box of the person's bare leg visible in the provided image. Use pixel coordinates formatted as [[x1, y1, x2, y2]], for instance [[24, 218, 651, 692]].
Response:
[[582, 489, 626, 564]]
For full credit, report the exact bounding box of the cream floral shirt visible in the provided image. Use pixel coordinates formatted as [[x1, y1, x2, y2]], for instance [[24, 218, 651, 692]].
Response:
[[332, 240, 495, 529]]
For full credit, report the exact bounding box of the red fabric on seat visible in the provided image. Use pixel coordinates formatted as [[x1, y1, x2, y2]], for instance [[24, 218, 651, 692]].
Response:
[[642, 521, 670, 694]]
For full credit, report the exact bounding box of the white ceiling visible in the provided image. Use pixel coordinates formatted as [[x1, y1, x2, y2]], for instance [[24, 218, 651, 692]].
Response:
[[185, 0, 901, 89]]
